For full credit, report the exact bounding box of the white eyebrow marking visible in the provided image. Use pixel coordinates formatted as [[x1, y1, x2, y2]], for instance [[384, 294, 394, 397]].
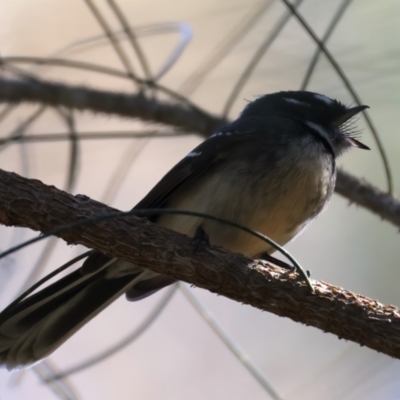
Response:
[[210, 131, 231, 138], [314, 94, 333, 104], [305, 121, 331, 142], [186, 151, 202, 157], [284, 98, 310, 106]]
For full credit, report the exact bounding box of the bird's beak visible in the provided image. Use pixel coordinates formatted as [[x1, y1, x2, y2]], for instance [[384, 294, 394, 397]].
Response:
[[334, 104, 370, 150], [333, 104, 369, 126], [346, 137, 370, 150]]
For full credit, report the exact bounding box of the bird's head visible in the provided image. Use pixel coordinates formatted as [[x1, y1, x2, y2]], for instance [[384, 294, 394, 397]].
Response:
[[242, 90, 369, 157]]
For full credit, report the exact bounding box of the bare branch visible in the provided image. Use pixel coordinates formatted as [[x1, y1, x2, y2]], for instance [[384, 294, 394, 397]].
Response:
[[1, 168, 400, 359], [0, 76, 398, 228], [0, 75, 225, 135], [336, 169, 400, 226]]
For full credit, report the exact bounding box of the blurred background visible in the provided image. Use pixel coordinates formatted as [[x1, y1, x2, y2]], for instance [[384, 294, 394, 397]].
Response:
[[0, 0, 399, 399]]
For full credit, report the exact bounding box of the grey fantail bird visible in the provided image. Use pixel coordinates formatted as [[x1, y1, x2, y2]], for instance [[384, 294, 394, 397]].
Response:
[[0, 91, 369, 370]]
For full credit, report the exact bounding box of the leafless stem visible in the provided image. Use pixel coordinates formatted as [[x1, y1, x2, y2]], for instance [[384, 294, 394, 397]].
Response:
[[0, 76, 224, 135], [336, 169, 400, 226]]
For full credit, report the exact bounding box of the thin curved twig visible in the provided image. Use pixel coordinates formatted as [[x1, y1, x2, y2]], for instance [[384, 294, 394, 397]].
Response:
[[107, 0, 152, 81], [300, 0, 352, 90], [0, 103, 17, 123], [57, 107, 80, 192], [0, 104, 47, 154], [83, 0, 139, 86], [33, 360, 81, 400], [100, 139, 149, 205]]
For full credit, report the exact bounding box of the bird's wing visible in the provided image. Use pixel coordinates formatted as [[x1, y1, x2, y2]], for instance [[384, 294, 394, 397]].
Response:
[[133, 119, 256, 215]]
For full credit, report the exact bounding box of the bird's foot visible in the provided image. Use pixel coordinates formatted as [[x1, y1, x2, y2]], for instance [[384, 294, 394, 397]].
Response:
[[191, 226, 210, 253]]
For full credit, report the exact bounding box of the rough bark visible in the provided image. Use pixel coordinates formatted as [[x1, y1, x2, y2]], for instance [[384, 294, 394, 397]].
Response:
[[0, 168, 399, 359]]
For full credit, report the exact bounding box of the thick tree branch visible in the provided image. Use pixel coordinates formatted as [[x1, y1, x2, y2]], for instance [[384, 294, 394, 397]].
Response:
[[0, 168, 400, 359], [0, 76, 398, 228]]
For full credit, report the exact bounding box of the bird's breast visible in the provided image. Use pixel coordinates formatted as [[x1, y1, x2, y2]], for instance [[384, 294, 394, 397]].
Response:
[[157, 143, 335, 258]]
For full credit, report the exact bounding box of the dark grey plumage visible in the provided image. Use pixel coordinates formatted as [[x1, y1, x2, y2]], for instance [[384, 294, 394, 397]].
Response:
[[0, 91, 369, 369]]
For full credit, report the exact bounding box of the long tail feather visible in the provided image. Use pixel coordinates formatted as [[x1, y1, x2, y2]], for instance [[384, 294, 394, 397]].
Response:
[[0, 263, 144, 370]]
